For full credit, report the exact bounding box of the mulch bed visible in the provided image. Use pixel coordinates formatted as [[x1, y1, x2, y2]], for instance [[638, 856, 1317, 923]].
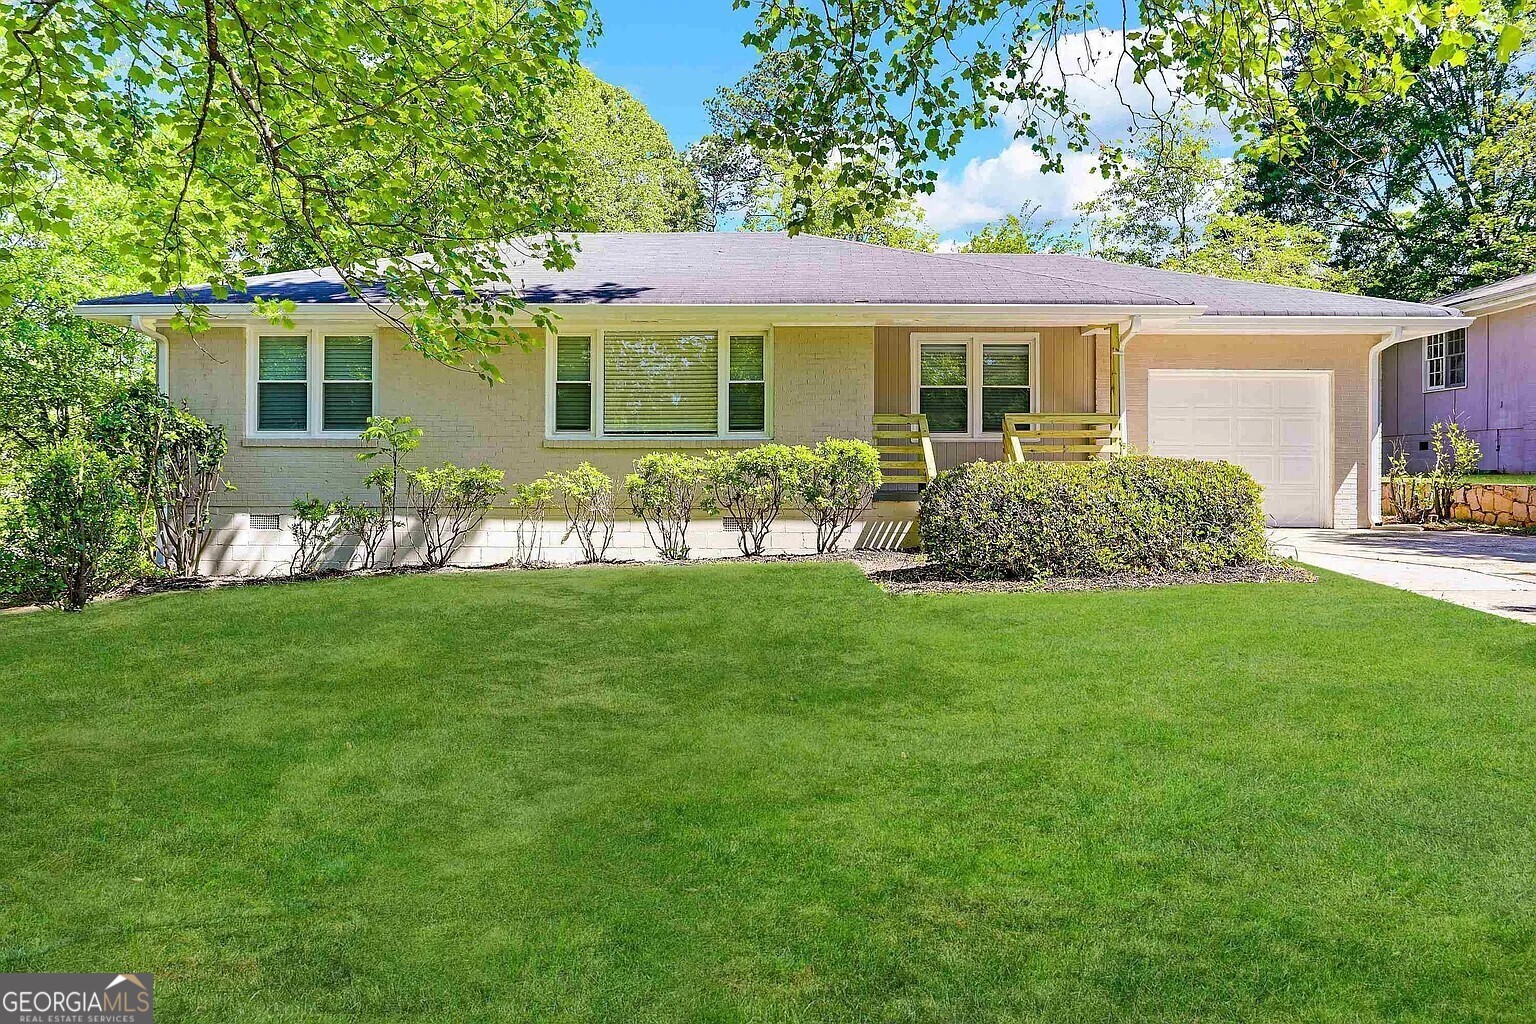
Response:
[[6, 549, 1314, 612], [860, 556, 1316, 596]]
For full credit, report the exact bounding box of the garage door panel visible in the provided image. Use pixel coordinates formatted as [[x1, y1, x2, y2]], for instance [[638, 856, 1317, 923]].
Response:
[[1276, 377, 1325, 410], [1148, 370, 1330, 528], [1193, 416, 1234, 443], [1235, 379, 1274, 407], [1187, 379, 1233, 407], [1235, 417, 1276, 445]]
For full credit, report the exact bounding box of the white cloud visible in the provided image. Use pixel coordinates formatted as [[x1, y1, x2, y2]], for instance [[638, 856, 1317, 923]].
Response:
[[919, 27, 1230, 238]]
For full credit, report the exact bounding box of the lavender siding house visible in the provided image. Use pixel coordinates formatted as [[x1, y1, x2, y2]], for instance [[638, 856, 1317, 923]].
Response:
[[1383, 273, 1536, 472]]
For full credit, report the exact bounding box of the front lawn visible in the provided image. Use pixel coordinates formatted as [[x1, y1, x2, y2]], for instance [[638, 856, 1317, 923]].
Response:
[[4, 564, 1535, 1021]]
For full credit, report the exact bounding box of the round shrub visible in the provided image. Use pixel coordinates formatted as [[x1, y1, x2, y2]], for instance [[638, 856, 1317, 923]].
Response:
[[918, 455, 1268, 579]]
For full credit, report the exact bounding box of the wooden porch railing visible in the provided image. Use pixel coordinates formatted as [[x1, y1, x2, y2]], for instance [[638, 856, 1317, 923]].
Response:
[[1002, 413, 1123, 462], [873, 413, 937, 486]]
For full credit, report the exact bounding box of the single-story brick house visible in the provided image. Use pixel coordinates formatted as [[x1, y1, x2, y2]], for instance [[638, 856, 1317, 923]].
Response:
[[1382, 272, 1536, 473], [76, 232, 1463, 572]]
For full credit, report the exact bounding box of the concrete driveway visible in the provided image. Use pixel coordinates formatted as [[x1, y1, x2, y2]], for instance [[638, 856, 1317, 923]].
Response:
[[1272, 528, 1536, 624]]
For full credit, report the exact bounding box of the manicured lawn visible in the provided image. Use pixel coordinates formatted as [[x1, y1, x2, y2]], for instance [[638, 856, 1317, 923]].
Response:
[[1466, 472, 1536, 485], [3, 563, 1535, 1022]]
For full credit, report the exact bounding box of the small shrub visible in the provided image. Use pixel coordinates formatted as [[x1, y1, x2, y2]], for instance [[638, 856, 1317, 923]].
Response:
[[551, 462, 616, 562], [626, 452, 713, 559], [708, 444, 800, 556], [1427, 420, 1481, 522], [919, 455, 1267, 580], [1386, 441, 1430, 524], [337, 502, 387, 569], [508, 478, 555, 567], [289, 496, 353, 576], [794, 438, 882, 553], [406, 463, 506, 568], [1, 440, 143, 608], [357, 415, 423, 566]]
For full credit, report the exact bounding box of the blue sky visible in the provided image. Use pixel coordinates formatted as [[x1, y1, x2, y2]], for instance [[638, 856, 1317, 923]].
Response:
[[582, 2, 1183, 243]]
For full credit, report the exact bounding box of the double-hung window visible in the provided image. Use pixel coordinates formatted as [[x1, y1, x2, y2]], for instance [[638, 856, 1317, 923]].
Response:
[[249, 329, 377, 436], [1424, 329, 1467, 391], [548, 329, 771, 438], [914, 333, 1036, 437]]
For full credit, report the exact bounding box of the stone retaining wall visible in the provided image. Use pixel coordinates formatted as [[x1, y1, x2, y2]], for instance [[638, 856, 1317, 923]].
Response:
[[1381, 482, 1536, 527]]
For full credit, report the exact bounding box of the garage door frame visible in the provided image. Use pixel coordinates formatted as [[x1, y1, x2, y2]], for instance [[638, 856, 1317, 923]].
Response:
[[1147, 368, 1334, 529]]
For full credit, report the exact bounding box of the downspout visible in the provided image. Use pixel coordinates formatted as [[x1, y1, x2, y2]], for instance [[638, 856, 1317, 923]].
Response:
[[130, 315, 170, 396], [1367, 327, 1404, 527], [1110, 315, 1142, 447]]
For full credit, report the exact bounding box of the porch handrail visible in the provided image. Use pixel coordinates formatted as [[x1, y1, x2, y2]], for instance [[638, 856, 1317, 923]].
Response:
[[1002, 413, 1122, 462], [873, 413, 937, 485]]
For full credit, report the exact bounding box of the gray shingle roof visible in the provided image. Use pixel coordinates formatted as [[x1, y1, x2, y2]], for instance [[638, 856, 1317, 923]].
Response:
[[79, 231, 1454, 317]]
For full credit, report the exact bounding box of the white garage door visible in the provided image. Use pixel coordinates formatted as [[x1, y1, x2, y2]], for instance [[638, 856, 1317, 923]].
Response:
[[1147, 370, 1331, 528]]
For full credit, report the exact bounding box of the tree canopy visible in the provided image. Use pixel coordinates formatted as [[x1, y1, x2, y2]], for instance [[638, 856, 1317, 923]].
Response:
[[554, 69, 707, 233], [1, 0, 597, 380], [1241, 21, 1536, 299], [687, 54, 938, 249], [734, 0, 1525, 238], [957, 204, 1081, 254]]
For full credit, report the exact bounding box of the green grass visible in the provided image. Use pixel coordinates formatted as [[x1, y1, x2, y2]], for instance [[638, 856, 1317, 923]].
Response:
[[1465, 473, 1536, 485], [3, 564, 1535, 1022]]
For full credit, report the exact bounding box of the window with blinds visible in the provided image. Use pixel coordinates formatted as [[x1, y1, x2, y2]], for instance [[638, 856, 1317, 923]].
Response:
[[554, 336, 592, 432], [257, 336, 308, 431], [603, 331, 719, 435], [980, 343, 1030, 432], [728, 335, 766, 432], [323, 335, 373, 431], [918, 343, 968, 434]]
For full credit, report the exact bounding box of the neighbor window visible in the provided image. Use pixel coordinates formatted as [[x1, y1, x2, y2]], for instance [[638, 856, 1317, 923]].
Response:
[[916, 334, 1036, 437], [257, 336, 308, 431], [547, 329, 771, 438], [553, 336, 593, 432], [1424, 329, 1467, 391], [250, 329, 377, 437]]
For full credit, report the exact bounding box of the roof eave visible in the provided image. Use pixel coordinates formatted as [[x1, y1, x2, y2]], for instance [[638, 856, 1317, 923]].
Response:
[[72, 300, 1208, 328], [1152, 314, 1469, 341]]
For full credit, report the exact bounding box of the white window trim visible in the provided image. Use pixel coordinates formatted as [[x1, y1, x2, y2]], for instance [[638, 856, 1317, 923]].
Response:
[[1423, 329, 1467, 393], [544, 326, 774, 441], [909, 332, 1040, 440], [245, 325, 380, 439]]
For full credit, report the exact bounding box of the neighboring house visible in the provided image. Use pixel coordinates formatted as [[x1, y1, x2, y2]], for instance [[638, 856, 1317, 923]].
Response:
[[75, 233, 1461, 572], [1383, 272, 1536, 472]]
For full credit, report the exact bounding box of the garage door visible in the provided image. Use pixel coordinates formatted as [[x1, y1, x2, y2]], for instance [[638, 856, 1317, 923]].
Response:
[[1147, 370, 1331, 527]]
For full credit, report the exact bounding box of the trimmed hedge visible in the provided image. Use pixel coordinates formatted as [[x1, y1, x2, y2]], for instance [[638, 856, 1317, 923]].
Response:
[[918, 455, 1268, 579]]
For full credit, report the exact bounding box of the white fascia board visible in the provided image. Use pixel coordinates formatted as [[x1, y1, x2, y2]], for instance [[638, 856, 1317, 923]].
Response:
[[71, 301, 1204, 329], [1151, 314, 1471, 342], [1443, 292, 1536, 317], [1436, 275, 1536, 315]]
